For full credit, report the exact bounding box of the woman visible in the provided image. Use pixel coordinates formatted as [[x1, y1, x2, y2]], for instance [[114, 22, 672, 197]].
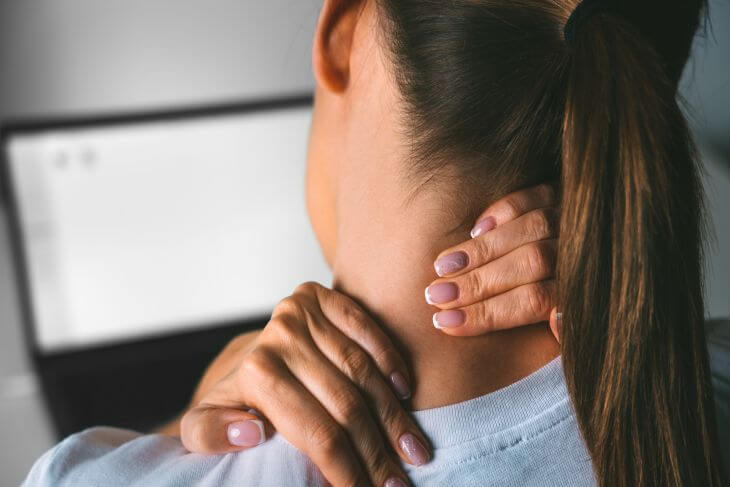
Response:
[[24, 0, 725, 485]]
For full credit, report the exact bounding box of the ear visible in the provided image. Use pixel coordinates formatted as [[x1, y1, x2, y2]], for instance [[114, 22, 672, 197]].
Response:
[[313, 0, 363, 94]]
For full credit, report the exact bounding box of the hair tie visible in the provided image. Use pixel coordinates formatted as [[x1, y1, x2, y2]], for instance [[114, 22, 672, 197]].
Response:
[[563, 0, 620, 45]]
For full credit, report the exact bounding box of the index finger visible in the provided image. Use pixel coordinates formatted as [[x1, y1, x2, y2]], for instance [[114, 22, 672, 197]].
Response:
[[470, 183, 557, 238]]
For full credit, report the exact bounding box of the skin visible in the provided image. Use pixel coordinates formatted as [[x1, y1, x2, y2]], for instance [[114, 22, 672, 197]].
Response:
[[307, 0, 559, 409], [161, 1, 563, 486]]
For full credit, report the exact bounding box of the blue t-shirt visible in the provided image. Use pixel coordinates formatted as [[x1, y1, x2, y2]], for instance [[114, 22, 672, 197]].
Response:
[[23, 341, 730, 486], [23, 358, 594, 486]]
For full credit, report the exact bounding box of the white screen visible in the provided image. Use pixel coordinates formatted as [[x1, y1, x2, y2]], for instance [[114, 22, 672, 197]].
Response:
[[6, 106, 332, 352]]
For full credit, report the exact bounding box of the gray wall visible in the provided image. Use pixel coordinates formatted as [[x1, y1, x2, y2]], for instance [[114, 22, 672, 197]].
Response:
[[681, 0, 730, 160], [679, 0, 730, 319], [0, 0, 318, 117], [0, 0, 728, 484]]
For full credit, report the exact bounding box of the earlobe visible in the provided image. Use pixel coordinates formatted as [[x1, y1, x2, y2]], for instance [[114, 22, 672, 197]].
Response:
[[313, 0, 363, 94]]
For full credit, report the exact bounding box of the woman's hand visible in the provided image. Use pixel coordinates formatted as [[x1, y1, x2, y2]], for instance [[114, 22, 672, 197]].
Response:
[[179, 282, 428, 487], [427, 183, 562, 340], [166, 182, 561, 487]]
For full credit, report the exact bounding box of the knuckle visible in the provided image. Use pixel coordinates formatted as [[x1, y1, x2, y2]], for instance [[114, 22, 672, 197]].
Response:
[[240, 348, 278, 384], [473, 234, 495, 263], [544, 208, 559, 236], [527, 283, 552, 317], [340, 346, 373, 381], [307, 420, 347, 459], [294, 281, 320, 296], [463, 267, 488, 297], [333, 388, 368, 426], [525, 243, 549, 277], [529, 209, 552, 239], [477, 304, 498, 332], [378, 397, 408, 436], [366, 449, 395, 483], [501, 196, 523, 219], [273, 295, 304, 319], [340, 303, 368, 329], [266, 315, 302, 346]]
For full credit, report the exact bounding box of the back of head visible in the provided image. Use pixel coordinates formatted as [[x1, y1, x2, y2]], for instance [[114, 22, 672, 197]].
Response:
[[375, 0, 723, 485]]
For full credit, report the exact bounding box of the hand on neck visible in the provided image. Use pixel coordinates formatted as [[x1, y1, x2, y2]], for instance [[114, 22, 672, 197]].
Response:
[[329, 163, 560, 410]]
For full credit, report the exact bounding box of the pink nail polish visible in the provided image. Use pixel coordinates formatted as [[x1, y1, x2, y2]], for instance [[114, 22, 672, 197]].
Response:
[[434, 251, 468, 277], [385, 477, 408, 487], [433, 310, 466, 329], [425, 282, 459, 305], [390, 371, 411, 400], [470, 216, 496, 238], [399, 433, 430, 466], [227, 420, 265, 447]]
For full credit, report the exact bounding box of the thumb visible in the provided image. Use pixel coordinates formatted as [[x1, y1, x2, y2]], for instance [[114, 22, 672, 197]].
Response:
[[180, 405, 273, 454]]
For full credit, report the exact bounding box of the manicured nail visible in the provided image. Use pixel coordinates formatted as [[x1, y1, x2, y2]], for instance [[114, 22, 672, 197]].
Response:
[[390, 371, 411, 400], [399, 433, 430, 466], [425, 282, 459, 305], [433, 310, 466, 329], [434, 251, 468, 277], [556, 312, 563, 324], [227, 420, 265, 447], [470, 216, 496, 238], [385, 477, 408, 487]]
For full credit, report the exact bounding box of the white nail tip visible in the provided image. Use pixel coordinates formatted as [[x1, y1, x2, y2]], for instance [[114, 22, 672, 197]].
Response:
[[425, 287, 434, 305], [252, 419, 266, 446], [432, 313, 442, 329], [255, 420, 266, 445]]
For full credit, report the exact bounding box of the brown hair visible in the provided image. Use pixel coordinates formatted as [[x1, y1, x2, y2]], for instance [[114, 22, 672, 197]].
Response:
[[376, 0, 724, 485]]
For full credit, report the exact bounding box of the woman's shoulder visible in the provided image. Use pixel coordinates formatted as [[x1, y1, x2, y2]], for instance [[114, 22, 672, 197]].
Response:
[[21, 427, 325, 487], [22, 427, 185, 486]]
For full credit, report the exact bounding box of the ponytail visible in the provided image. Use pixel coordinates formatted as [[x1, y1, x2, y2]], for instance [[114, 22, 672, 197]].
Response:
[[375, 0, 724, 483], [558, 14, 723, 487]]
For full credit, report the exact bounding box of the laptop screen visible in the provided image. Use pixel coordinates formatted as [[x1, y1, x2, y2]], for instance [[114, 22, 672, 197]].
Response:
[[3, 103, 331, 352]]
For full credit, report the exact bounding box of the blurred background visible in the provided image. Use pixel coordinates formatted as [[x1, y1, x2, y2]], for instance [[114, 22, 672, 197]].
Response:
[[0, 1, 727, 484]]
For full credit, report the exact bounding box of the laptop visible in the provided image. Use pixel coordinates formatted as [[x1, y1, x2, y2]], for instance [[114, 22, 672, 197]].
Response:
[[0, 95, 331, 437]]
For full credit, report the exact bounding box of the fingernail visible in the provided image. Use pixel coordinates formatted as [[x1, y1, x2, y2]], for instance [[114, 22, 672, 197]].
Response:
[[425, 282, 459, 305], [399, 433, 430, 466], [556, 312, 563, 324], [227, 420, 265, 447], [434, 251, 468, 277], [385, 477, 408, 487], [433, 310, 466, 329], [470, 216, 496, 238], [390, 371, 411, 400]]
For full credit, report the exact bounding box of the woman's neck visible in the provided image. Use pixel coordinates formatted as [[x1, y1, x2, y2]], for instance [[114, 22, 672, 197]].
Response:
[[330, 168, 559, 410]]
